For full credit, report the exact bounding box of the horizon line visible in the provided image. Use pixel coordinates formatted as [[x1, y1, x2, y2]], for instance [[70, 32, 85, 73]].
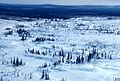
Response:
[[0, 3, 120, 6]]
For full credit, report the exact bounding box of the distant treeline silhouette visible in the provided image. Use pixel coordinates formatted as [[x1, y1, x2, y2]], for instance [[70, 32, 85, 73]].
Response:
[[0, 4, 120, 19]]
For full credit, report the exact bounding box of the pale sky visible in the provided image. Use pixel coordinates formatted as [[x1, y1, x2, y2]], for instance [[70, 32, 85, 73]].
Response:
[[0, 0, 120, 5]]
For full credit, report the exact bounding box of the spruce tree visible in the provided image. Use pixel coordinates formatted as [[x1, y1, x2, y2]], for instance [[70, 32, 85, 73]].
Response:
[[105, 53, 107, 59], [110, 55, 112, 60], [30, 73, 32, 79], [70, 54, 72, 60], [13, 57, 15, 65], [19, 59, 22, 65], [38, 50, 40, 55], [0, 77, 3, 81], [67, 53, 70, 63], [16, 57, 19, 66], [101, 53, 103, 57], [76, 56, 81, 64], [62, 57, 64, 63], [87, 54, 92, 62], [41, 71, 45, 79], [81, 56, 84, 64], [11, 58, 12, 64], [45, 73, 50, 80]]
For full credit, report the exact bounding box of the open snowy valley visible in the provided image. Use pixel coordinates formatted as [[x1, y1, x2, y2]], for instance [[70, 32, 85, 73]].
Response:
[[1, 16, 120, 81]]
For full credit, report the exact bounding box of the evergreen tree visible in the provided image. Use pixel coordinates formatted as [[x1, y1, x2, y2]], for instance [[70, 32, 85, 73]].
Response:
[[38, 50, 40, 55], [92, 48, 96, 56], [28, 49, 29, 52], [16, 57, 19, 66], [87, 54, 92, 62], [43, 63, 47, 68], [59, 49, 64, 57], [76, 56, 81, 64], [70, 54, 72, 60], [59, 51, 62, 56], [42, 51, 46, 56], [30, 73, 32, 79], [13, 57, 15, 65], [0, 77, 3, 81], [62, 57, 64, 63], [66, 53, 70, 63], [19, 59, 22, 65], [30, 49, 34, 54], [105, 53, 107, 59], [53, 62, 57, 67], [41, 71, 45, 79], [10, 58, 12, 64], [101, 53, 103, 57], [81, 56, 84, 64], [45, 73, 50, 80], [96, 53, 100, 59], [110, 55, 112, 60]]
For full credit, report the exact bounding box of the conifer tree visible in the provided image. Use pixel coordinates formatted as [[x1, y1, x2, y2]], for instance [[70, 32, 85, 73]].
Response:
[[16, 57, 19, 66], [19, 59, 22, 65], [110, 55, 112, 60], [41, 71, 45, 79], [81, 56, 84, 64], [13, 57, 15, 65], [45, 73, 50, 80], [0, 77, 3, 81]]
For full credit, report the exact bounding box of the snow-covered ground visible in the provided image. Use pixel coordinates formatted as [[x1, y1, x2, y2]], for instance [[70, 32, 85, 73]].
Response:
[[0, 16, 120, 81]]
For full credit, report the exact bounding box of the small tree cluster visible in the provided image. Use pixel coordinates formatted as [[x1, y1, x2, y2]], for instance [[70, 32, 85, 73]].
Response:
[[100, 52, 112, 60], [28, 48, 53, 56], [17, 28, 29, 37], [34, 37, 55, 42], [21, 34, 27, 41], [87, 48, 97, 62], [59, 49, 65, 57], [60, 78, 66, 81], [41, 71, 50, 80], [66, 52, 72, 64], [39, 63, 48, 68], [28, 48, 40, 55], [53, 59, 61, 67], [27, 47, 112, 67], [11, 57, 24, 66], [17, 28, 30, 41], [43, 63, 47, 68], [28, 48, 49, 56], [75, 52, 84, 64], [4, 29, 13, 36]]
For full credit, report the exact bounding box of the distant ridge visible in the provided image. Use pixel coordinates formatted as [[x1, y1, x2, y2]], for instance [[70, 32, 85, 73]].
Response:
[[0, 3, 120, 19]]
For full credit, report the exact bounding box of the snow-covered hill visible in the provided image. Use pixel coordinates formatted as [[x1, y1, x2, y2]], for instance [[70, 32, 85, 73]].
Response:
[[0, 16, 120, 81]]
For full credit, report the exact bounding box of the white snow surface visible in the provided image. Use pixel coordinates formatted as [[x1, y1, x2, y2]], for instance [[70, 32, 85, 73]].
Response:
[[0, 16, 120, 81]]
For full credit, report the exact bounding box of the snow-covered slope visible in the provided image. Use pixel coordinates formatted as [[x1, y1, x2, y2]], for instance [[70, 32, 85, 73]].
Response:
[[0, 16, 120, 81]]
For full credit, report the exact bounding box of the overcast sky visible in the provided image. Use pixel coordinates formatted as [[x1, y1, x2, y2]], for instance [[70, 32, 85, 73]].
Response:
[[0, 0, 120, 5]]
